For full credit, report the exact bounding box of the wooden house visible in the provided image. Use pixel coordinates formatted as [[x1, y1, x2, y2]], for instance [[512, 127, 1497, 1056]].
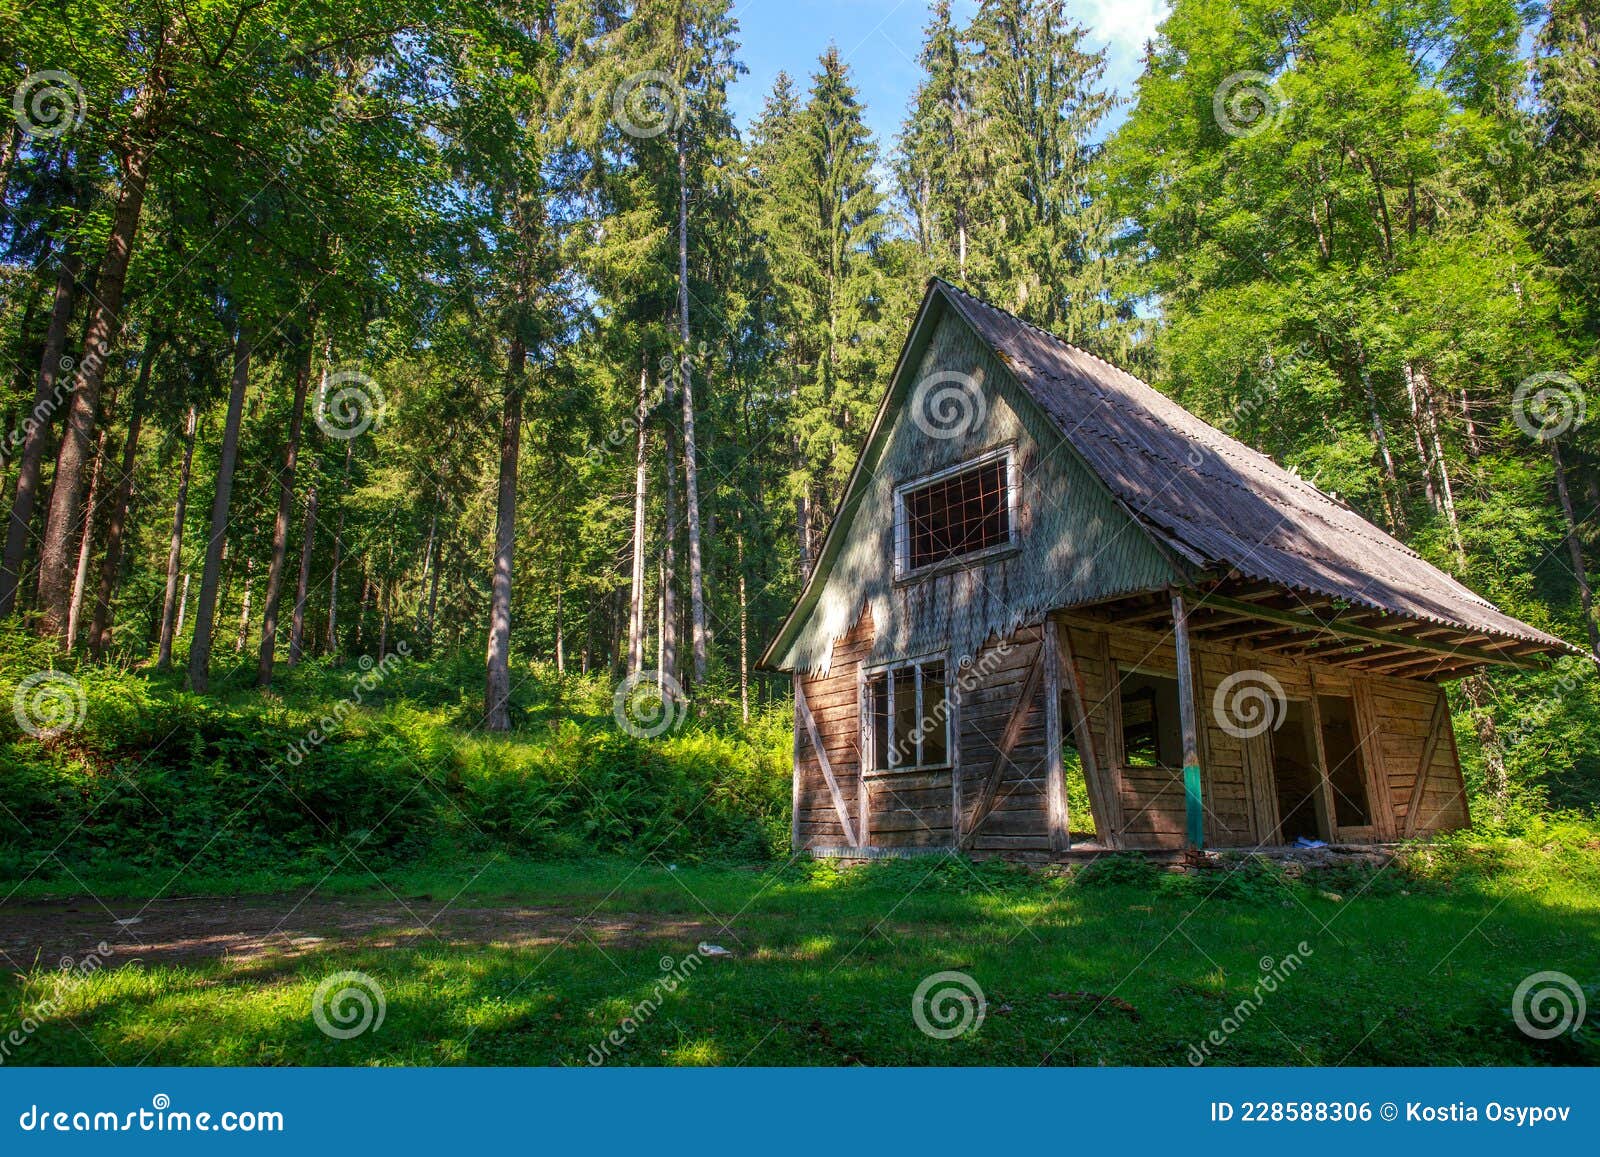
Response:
[[761, 281, 1577, 859]]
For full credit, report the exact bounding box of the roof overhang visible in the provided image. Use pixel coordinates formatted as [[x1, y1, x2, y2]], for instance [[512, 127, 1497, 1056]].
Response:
[[1060, 576, 1579, 680]]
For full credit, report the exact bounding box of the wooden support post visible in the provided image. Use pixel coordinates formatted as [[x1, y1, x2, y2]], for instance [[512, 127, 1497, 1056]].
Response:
[[1172, 592, 1205, 850], [1042, 618, 1069, 855], [795, 679, 859, 847]]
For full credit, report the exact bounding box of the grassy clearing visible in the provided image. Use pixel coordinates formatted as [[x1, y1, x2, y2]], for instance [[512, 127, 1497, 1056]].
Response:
[[6, 827, 1598, 1067]]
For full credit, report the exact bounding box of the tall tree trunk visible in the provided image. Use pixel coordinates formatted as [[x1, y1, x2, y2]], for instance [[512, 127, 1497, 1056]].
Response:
[[627, 358, 649, 676], [257, 330, 315, 687], [796, 488, 812, 583], [554, 531, 565, 675], [234, 556, 254, 653], [175, 572, 188, 637], [661, 404, 679, 686], [1550, 436, 1600, 661], [34, 135, 153, 640], [416, 498, 437, 632], [1401, 361, 1440, 512], [425, 518, 442, 646], [737, 533, 749, 723], [89, 331, 158, 656], [485, 342, 524, 732], [156, 406, 197, 669], [289, 477, 317, 666], [1413, 364, 1465, 567], [1460, 675, 1508, 811], [65, 429, 107, 649], [378, 577, 389, 662], [326, 440, 353, 657], [187, 325, 253, 692], [1, 249, 80, 615], [1353, 344, 1404, 535], [677, 127, 709, 685]]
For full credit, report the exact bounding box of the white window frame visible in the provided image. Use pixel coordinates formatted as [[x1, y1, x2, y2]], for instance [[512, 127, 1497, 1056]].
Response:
[[862, 655, 952, 775], [893, 445, 1020, 580]]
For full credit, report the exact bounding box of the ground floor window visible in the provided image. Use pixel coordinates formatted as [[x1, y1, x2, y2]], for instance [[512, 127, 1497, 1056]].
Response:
[[866, 659, 948, 771]]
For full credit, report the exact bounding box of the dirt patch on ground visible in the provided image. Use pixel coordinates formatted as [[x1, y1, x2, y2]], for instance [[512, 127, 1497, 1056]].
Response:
[[0, 895, 734, 972]]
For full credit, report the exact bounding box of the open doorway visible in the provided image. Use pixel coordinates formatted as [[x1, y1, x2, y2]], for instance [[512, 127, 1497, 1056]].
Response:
[[1317, 694, 1373, 829], [1270, 699, 1329, 844]]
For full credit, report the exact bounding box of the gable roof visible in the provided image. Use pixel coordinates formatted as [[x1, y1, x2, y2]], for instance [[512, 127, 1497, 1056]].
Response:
[[763, 280, 1575, 670]]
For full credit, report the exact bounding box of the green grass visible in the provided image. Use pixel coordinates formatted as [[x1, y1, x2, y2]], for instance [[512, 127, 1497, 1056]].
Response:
[[3, 632, 1596, 1066], [6, 837, 1598, 1067]]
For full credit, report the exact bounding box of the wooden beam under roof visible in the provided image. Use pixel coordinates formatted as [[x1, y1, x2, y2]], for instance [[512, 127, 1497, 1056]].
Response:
[[1179, 591, 1544, 671]]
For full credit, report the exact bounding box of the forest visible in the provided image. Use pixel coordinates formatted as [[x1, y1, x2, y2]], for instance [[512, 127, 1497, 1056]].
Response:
[[0, 0, 1598, 883]]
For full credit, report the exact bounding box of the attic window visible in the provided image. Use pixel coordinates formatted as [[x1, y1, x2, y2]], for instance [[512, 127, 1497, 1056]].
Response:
[[895, 449, 1017, 575]]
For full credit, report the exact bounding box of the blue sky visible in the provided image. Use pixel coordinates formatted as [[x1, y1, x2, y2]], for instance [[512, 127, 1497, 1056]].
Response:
[[724, 0, 1171, 148]]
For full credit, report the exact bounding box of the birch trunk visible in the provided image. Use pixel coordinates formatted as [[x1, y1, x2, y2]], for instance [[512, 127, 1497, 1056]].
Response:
[[1401, 361, 1440, 512], [156, 407, 197, 669], [65, 429, 106, 649], [186, 325, 252, 692], [1413, 364, 1465, 566], [738, 534, 749, 723], [234, 557, 253, 653]]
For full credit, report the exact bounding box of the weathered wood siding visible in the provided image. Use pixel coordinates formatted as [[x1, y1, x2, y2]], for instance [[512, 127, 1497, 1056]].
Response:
[[956, 623, 1053, 858], [1056, 613, 1469, 849], [793, 612, 871, 849], [794, 609, 1470, 856], [777, 311, 1177, 675]]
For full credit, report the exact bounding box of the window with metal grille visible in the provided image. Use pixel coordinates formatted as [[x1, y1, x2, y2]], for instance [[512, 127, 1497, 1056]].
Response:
[[866, 660, 949, 771], [897, 452, 1014, 574]]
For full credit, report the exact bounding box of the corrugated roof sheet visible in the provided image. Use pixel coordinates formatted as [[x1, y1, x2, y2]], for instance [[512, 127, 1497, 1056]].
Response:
[[937, 281, 1573, 653]]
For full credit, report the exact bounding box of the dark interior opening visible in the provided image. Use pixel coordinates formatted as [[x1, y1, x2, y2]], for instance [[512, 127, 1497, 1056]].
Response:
[[1318, 694, 1373, 829], [1271, 699, 1329, 843]]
